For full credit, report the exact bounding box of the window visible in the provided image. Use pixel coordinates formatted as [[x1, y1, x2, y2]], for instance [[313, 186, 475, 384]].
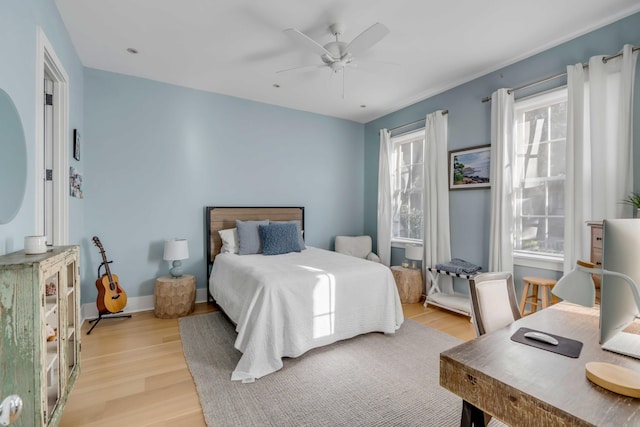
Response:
[[391, 129, 424, 243], [513, 88, 567, 261]]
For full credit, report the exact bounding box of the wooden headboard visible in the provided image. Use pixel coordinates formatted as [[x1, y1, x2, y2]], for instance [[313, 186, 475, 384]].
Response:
[[205, 206, 304, 273]]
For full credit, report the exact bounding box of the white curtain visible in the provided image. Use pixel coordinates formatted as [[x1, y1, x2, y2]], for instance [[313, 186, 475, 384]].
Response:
[[488, 89, 515, 272], [564, 63, 589, 273], [377, 129, 392, 266], [564, 45, 637, 273], [423, 111, 452, 290]]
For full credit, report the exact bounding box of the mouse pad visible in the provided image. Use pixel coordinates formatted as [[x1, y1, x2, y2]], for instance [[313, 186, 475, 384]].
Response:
[[510, 327, 583, 358]]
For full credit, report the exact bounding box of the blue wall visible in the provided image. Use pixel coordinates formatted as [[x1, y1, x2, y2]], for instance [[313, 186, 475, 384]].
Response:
[[0, 0, 84, 253], [83, 69, 364, 302], [364, 12, 640, 293]]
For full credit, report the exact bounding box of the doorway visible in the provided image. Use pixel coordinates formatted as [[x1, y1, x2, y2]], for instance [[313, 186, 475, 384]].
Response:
[[36, 28, 69, 245]]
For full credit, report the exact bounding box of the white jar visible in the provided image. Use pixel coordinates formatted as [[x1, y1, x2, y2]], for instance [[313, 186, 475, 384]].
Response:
[[24, 235, 47, 254]]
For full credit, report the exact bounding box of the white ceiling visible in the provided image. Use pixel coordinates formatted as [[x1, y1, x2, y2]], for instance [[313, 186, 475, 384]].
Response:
[[55, 0, 640, 123]]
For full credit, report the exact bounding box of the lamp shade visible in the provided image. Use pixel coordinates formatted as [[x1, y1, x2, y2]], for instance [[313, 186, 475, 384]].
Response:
[[405, 245, 423, 261], [551, 260, 596, 307], [552, 260, 640, 310], [163, 239, 189, 261]]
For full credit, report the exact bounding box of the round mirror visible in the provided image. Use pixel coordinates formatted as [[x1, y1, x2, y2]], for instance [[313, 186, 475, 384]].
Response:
[[0, 88, 27, 224]]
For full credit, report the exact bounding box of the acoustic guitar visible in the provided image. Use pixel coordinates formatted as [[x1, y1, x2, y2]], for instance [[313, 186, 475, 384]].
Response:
[[92, 236, 127, 314]]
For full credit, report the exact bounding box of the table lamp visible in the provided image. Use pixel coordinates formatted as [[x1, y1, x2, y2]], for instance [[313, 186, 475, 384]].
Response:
[[163, 239, 189, 278], [552, 260, 640, 398], [405, 245, 422, 269]]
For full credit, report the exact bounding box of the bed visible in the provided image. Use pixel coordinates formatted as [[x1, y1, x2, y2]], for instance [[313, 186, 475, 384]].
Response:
[[205, 206, 404, 382]]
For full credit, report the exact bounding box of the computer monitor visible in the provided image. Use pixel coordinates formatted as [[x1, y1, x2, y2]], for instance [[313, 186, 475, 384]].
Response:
[[600, 218, 640, 359]]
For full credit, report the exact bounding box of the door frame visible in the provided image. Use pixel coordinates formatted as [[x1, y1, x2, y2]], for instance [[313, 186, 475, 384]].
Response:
[[35, 27, 69, 244]]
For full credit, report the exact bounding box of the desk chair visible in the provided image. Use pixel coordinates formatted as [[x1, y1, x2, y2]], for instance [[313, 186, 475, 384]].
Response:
[[334, 235, 381, 263], [469, 272, 522, 337], [464, 272, 519, 427]]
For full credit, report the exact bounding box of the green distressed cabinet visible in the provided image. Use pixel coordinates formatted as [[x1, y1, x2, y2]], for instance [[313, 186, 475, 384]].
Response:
[[0, 246, 80, 426]]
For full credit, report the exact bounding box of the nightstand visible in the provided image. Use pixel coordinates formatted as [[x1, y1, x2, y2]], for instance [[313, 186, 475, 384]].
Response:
[[391, 266, 423, 303], [154, 274, 196, 318]]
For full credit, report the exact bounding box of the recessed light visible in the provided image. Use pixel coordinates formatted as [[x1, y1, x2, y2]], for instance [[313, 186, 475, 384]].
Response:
[[273, 84, 281, 88], [126, 48, 138, 54]]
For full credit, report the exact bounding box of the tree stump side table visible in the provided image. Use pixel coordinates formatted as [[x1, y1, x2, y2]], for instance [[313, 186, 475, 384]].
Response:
[[391, 266, 423, 304], [154, 274, 196, 318]]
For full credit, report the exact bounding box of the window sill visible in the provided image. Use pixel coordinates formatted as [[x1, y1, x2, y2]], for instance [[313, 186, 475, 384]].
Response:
[[513, 252, 563, 272], [391, 240, 423, 249]]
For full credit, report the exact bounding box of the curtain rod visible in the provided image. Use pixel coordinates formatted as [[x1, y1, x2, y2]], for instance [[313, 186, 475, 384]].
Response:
[[388, 110, 448, 133], [481, 45, 640, 103]]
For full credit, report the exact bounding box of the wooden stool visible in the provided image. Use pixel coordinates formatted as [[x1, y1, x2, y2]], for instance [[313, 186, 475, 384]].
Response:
[[519, 276, 559, 316]]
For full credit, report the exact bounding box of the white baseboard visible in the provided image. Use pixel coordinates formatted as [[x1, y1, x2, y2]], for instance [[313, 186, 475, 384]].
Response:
[[80, 287, 210, 326]]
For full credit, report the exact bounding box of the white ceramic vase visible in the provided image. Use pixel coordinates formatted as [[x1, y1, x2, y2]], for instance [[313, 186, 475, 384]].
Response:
[[24, 235, 47, 254]]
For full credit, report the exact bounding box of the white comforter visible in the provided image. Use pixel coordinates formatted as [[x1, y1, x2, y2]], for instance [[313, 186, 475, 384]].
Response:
[[209, 247, 404, 382]]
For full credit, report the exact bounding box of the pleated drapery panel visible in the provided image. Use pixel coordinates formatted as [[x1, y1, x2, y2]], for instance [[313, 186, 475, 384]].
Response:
[[564, 44, 638, 273], [377, 129, 393, 266], [423, 111, 453, 292], [488, 88, 515, 273]]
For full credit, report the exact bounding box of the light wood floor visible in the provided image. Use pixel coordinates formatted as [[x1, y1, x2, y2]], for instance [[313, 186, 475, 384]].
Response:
[[59, 301, 475, 427]]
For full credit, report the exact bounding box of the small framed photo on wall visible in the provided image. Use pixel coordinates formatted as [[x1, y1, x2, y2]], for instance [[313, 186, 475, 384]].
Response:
[[73, 129, 80, 161]]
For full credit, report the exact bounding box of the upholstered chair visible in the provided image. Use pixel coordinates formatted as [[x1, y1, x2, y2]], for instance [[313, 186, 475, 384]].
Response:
[[469, 271, 522, 337], [334, 235, 381, 263]]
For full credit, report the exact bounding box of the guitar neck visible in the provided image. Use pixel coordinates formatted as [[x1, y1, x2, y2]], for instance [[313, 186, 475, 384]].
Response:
[[98, 248, 114, 282]]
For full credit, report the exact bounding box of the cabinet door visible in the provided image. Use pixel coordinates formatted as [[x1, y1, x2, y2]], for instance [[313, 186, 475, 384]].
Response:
[[43, 267, 61, 423], [63, 257, 79, 384]]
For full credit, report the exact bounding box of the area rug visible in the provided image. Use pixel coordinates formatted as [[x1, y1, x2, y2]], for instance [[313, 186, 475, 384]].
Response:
[[179, 312, 465, 427]]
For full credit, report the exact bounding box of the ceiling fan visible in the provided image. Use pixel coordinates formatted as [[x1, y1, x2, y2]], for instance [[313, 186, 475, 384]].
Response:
[[279, 22, 390, 96]]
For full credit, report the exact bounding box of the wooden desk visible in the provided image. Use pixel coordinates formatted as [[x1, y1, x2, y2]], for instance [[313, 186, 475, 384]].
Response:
[[440, 303, 640, 426]]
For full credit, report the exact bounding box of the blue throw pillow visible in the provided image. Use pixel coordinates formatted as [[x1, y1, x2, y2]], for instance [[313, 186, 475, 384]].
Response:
[[236, 220, 269, 255], [259, 223, 302, 255], [271, 220, 306, 249]]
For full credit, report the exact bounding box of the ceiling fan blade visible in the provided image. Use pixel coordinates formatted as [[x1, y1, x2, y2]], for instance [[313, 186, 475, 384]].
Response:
[[283, 28, 334, 58], [276, 64, 326, 74], [344, 23, 389, 56]]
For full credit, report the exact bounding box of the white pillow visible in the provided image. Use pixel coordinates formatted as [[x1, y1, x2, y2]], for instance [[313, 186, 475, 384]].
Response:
[[218, 228, 239, 254]]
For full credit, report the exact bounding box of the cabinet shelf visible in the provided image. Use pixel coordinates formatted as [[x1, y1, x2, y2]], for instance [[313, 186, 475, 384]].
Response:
[[47, 385, 60, 421], [46, 343, 58, 372], [45, 295, 57, 318]]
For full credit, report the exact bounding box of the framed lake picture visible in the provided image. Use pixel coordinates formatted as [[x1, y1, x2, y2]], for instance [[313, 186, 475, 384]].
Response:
[[449, 144, 491, 190]]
